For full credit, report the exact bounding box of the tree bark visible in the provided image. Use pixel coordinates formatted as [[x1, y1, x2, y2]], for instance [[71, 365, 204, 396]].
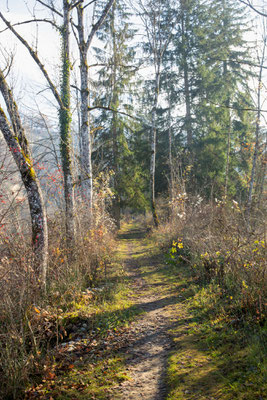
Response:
[[75, 0, 115, 219], [77, 4, 93, 217], [0, 3, 76, 246], [0, 70, 48, 288], [60, 0, 76, 245], [222, 0, 231, 198], [181, 4, 193, 150], [150, 68, 160, 227], [247, 36, 266, 217], [167, 86, 174, 209], [110, 3, 121, 228]]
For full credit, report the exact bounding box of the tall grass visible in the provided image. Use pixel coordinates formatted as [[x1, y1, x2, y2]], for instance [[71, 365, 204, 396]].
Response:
[[0, 176, 117, 399], [153, 195, 266, 324]]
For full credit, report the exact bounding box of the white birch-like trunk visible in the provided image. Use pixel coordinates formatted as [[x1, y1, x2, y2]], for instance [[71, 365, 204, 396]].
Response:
[[77, 6, 93, 218], [75, 0, 115, 219]]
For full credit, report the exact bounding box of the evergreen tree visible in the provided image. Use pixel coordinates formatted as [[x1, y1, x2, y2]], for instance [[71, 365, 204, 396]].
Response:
[[167, 0, 254, 198], [92, 0, 146, 225]]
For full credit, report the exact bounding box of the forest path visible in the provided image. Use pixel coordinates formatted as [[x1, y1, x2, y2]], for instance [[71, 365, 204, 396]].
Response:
[[114, 223, 175, 400]]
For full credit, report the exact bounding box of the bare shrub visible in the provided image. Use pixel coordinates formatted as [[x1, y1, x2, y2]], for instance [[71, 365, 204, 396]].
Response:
[[153, 196, 266, 323], [0, 170, 117, 399]]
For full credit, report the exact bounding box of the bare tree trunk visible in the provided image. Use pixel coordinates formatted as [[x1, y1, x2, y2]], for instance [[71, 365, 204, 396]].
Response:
[[222, 0, 232, 198], [223, 59, 231, 198], [0, 70, 48, 288], [181, 5, 192, 150], [112, 108, 121, 227], [224, 118, 231, 198], [247, 36, 266, 217], [75, 0, 115, 219], [110, 3, 121, 228], [150, 69, 160, 227], [77, 5, 93, 218], [167, 87, 174, 210]]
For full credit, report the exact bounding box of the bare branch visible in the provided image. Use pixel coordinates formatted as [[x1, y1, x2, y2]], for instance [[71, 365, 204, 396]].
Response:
[[0, 18, 59, 33], [206, 57, 267, 70], [71, 84, 81, 92], [85, 0, 115, 50], [238, 0, 267, 17], [36, 0, 63, 17], [84, 0, 98, 10], [88, 104, 150, 125], [210, 101, 267, 113], [0, 11, 63, 108]]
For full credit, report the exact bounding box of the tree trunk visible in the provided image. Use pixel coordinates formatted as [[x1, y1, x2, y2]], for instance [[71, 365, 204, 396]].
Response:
[[247, 37, 266, 217], [60, 0, 76, 245], [77, 5, 93, 218], [0, 70, 48, 288], [75, 0, 115, 220], [167, 87, 174, 210], [150, 69, 160, 227], [0, 4, 76, 246], [223, 60, 231, 198], [110, 3, 121, 229], [181, 6, 193, 150]]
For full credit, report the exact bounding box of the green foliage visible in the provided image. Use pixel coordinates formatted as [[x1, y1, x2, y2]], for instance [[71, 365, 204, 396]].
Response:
[[92, 0, 148, 216]]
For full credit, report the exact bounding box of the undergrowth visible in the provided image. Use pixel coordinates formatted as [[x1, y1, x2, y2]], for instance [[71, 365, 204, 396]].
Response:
[[0, 185, 139, 400], [151, 197, 266, 399]]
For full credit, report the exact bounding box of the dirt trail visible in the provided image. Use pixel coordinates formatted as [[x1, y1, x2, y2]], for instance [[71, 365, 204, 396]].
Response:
[[115, 226, 174, 400]]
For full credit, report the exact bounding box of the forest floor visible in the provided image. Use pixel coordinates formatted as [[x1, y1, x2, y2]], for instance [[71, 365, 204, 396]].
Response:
[[24, 222, 266, 400]]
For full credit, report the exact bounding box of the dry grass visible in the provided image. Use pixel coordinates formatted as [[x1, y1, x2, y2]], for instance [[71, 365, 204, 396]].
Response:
[[152, 196, 266, 323], [0, 179, 118, 399]]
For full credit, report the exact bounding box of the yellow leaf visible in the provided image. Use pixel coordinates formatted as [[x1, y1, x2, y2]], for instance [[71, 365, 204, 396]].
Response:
[[34, 307, 40, 313]]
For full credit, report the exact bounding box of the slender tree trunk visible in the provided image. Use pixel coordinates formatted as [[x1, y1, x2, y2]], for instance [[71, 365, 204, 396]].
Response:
[[221, 0, 231, 198], [224, 117, 231, 198], [77, 5, 93, 218], [247, 37, 266, 217], [60, 0, 76, 244], [223, 60, 231, 198], [0, 70, 48, 288], [181, 7, 193, 150], [184, 62, 192, 148], [75, 0, 115, 220], [110, 3, 121, 228], [167, 87, 174, 209], [112, 108, 121, 228], [150, 68, 160, 227]]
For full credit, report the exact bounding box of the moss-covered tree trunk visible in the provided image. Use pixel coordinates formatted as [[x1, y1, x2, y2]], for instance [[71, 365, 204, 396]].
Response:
[[0, 70, 48, 288], [60, 0, 76, 244]]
